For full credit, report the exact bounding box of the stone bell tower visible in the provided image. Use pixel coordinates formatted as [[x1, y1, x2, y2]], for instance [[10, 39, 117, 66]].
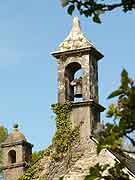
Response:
[[52, 17, 105, 140], [1, 125, 33, 180]]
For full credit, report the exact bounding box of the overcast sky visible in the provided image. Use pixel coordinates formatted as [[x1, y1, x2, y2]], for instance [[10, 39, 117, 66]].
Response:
[[0, 0, 134, 151]]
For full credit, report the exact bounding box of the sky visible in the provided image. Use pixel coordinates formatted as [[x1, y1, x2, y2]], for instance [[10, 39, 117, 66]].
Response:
[[0, 0, 134, 151]]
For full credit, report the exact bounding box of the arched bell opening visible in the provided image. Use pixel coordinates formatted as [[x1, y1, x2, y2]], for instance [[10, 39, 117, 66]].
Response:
[[8, 150, 16, 164], [74, 69, 83, 102], [65, 62, 83, 102]]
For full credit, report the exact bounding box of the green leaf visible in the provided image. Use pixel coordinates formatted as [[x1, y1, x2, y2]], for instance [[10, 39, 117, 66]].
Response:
[[106, 104, 116, 117], [93, 14, 101, 23], [60, 0, 69, 7], [107, 89, 124, 99], [97, 144, 103, 154], [84, 175, 98, 180], [59, 176, 64, 180], [0, 126, 8, 144], [67, 5, 75, 15], [77, 2, 81, 11], [85, 166, 100, 180], [121, 69, 129, 90]]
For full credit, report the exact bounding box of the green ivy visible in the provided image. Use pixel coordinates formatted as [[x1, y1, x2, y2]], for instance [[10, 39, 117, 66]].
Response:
[[19, 101, 80, 179], [19, 165, 39, 180], [31, 150, 44, 165], [19, 148, 48, 180], [51, 101, 80, 160], [39, 176, 46, 180], [59, 177, 64, 180]]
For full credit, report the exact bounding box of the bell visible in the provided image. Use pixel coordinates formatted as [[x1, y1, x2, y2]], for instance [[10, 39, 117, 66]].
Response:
[[74, 83, 82, 98], [70, 77, 82, 98]]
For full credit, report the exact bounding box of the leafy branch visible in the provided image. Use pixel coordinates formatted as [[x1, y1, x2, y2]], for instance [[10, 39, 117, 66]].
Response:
[[60, 0, 135, 23], [86, 69, 135, 179]]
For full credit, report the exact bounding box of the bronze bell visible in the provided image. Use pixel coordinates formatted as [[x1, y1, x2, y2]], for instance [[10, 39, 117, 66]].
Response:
[[70, 77, 82, 98], [74, 83, 82, 98]]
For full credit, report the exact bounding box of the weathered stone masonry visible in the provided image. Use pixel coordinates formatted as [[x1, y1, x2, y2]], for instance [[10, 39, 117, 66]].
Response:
[[52, 17, 104, 140], [1, 126, 33, 180]]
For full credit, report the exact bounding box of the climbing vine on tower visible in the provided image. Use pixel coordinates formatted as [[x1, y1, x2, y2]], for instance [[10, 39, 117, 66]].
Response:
[[52, 101, 80, 160]]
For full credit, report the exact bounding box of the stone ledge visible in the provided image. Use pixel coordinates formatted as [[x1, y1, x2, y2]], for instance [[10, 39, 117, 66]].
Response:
[[51, 47, 103, 61], [71, 99, 105, 112], [2, 162, 28, 170], [1, 140, 33, 148]]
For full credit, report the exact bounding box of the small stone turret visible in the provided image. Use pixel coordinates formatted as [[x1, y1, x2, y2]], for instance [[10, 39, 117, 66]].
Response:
[[1, 125, 33, 180], [52, 17, 105, 141]]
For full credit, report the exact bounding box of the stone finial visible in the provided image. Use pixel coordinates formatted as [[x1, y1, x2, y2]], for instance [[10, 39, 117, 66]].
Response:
[[13, 123, 19, 131], [3, 124, 27, 144], [55, 17, 93, 53], [72, 16, 81, 34]]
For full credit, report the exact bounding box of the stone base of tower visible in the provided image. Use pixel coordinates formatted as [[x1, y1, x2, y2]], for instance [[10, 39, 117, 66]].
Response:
[[3, 163, 27, 180], [70, 100, 105, 142]]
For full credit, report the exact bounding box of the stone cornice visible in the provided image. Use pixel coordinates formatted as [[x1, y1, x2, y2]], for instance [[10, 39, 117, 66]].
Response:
[[1, 140, 33, 148], [51, 47, 103, 61], [2, 162, 29, 170], [71, 99, 105, 112]]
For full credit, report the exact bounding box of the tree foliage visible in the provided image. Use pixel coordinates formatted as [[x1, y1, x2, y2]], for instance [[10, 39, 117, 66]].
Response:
[[85, 161, 130, 180], [0, 126, 8, 145], [85, 69, 135, 179], [0, 126, 8, 174], [60, 0, 135, 23], [31, 150, 44, 165]]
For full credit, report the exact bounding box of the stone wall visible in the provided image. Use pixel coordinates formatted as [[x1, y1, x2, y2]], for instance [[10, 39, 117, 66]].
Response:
[[35, 141, 83, 180], [3, 166, 25, 180], [30, 139, 115, 180], [20, 137, 135, 180], [57, 51, 99, 104]]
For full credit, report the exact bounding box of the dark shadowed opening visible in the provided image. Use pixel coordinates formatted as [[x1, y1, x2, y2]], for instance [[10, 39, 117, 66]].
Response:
[[8, 150, 16, 164], [65, 62, 82, 101]]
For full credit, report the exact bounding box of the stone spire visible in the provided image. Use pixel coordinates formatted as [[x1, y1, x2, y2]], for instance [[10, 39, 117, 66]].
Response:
[[56, 17, 94, 52]]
